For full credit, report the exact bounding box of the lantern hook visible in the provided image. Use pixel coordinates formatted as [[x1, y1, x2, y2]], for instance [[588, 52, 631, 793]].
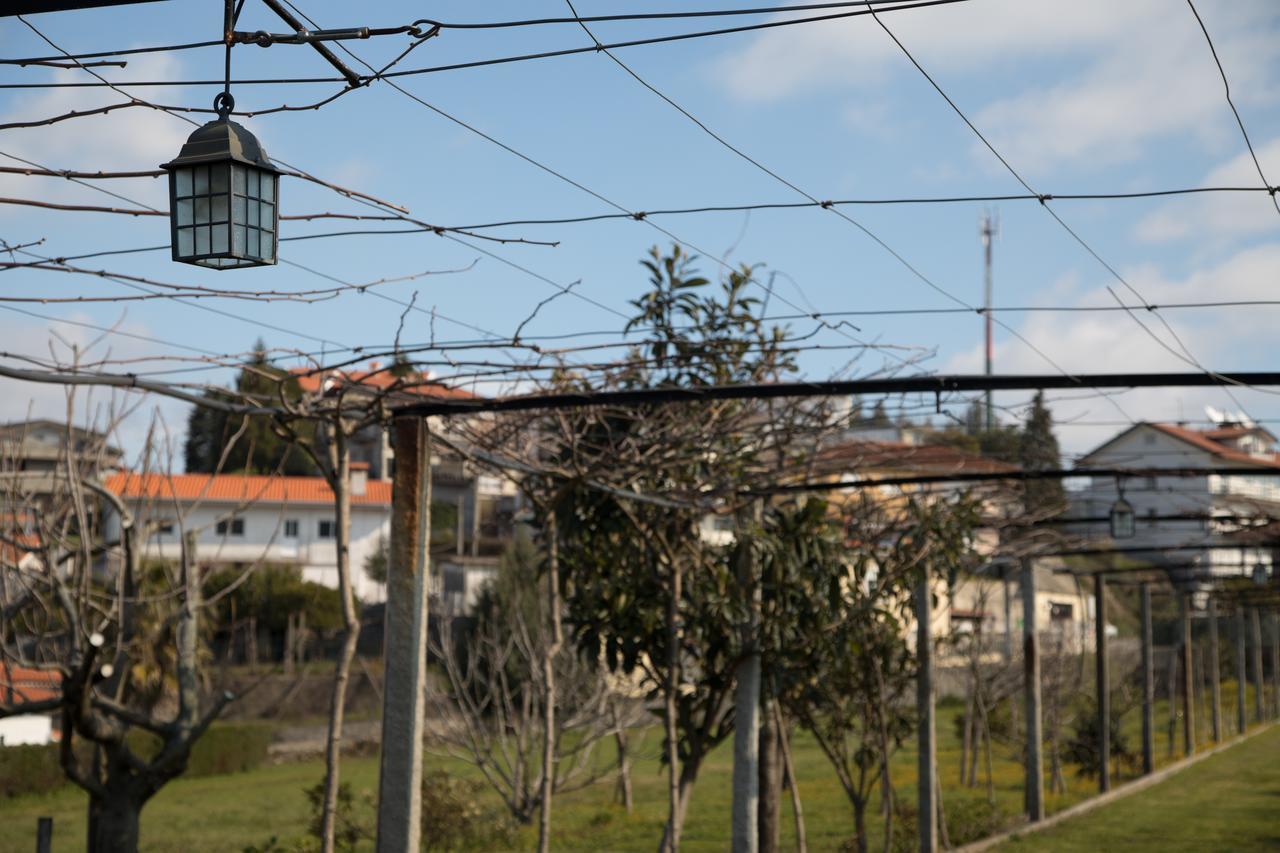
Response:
[[213, 92, 236, 121]]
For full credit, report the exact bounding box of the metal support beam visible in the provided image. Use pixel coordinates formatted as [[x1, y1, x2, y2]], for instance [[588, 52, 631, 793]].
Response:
[[1236, 607, 1248, 735], [1181, 594, 1195, 757], [916, 572, 937, 853], [1208, 599, 1222, 743], [1139, 583, 1154, 774], [1021, 558, 1044, 822], [1095, 574, 1110, 792], [261, 0, 363, 86], [732, 500, 762, 853], [375, 417, 432, 852]]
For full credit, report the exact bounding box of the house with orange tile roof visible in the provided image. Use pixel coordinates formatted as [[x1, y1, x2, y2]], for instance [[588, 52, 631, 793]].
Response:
[[1070, 419, 1280, 583], [103, 465, 394, 602], [0, 663, 61, 746]]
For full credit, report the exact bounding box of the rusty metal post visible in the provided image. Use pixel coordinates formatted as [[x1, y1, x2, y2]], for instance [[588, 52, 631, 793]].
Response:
[[916, 571, 937, 853], [1021, 558, 1044, 822], [1095, 574, 1109, 791], [375, 417, 432, 853], [1181, 593, 1195, 757], [1208, 598, 1222, 743]]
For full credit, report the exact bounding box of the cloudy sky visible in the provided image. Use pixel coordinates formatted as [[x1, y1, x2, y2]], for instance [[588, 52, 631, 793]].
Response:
[[1, 0, 1279, 460]]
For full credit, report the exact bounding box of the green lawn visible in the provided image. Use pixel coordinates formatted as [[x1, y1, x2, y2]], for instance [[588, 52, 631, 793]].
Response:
[[999, 723, 1280, 852], [0, 691, 1271, 852]]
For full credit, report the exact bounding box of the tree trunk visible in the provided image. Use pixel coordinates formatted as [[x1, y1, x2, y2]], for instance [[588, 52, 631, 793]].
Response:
[[89, 793, 141, 853], [959, 688, 973, 786], [320, 429, 359, 853], [979, 698, 995, 802], [614, 721, 633, 814], [775, 708, 806, 853], [852, 800, 868, 853], [758, 695, 781, 853], [539, 510, 563, 853]]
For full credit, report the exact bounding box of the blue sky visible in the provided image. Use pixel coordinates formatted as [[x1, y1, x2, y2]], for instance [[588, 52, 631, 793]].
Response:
[[2, 0, 1279, 460]]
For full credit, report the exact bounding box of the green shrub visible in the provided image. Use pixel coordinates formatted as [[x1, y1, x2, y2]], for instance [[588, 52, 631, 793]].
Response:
[[1065, 700, 1138, 779], [885, 792, 1011, 852], [420, 769, 517, 851], [0, 743, 64, 798], [128, 721, 272, 779]]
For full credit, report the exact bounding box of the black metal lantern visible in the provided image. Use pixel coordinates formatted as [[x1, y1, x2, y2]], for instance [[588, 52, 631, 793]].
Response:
[[161, 94, 279, 269], [1109, 497, 1135, 539]]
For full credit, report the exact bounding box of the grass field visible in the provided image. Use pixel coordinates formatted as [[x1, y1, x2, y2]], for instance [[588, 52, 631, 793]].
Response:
[[999, 723, 1280, 852], [0, 685, 1271, 852]]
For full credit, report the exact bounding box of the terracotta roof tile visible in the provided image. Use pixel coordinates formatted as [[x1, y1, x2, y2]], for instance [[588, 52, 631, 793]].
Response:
[[0, 664, 61, 704], [815, 440, 1019, 476], [104, 472, 392, 506], [1149, 423, 1280, 469], [290, 367, 478, 400]]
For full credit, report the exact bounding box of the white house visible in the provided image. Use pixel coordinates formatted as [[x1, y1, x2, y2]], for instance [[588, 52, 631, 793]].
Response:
[[103, 465, 392, 602], [1069, 419, 1280, 584]]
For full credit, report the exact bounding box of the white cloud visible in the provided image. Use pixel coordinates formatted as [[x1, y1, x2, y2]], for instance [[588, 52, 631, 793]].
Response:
[[1135, 137, 1280, 245], [712, 0, 1280, 175], [943, 242, 1280, 452], [0, 311, 188, 464], [0, 53, 192, 214]]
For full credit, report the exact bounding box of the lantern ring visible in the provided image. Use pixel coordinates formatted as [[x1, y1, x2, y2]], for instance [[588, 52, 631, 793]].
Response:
[[213, 92, 236, 119]]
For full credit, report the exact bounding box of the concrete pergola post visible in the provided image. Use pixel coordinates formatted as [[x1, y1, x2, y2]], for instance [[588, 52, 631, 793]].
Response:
[[1021, 558, 1044, 822], [1251, 608, 1264, 723], [916, 572, 937, 853], [1181, 593, 1195, 757], [1094, 574, 1109, 792], [732, 502, 761, 853], [1272, 612, 1280, 720], [1208, 598, 1222, 743], [1236, 607, 1248, 736], [1139, 583, 1154, 775], [375, 417, 433, 853]]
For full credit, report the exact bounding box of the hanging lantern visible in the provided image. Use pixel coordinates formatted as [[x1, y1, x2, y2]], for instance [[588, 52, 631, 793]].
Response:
[[1109, 497, 1135, 540], [161, 94, 279, 269]]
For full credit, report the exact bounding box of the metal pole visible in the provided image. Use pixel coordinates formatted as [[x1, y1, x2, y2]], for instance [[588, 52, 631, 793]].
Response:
[[1094, 574, 1109, 791], [1181, 593, 1195, 757], [732, 501, 761, 853], [36, 817, 52, 853], [981, 212, 996, 431], [1208, 598, 1222, 743], [916, 572, 937, 853], [1021, 558, 1044, 822], [1252, 607, 1264, 723], [1139, 583, 1154, 774], [375, 417, 432, 853], [1236, 606, 1248, 735]]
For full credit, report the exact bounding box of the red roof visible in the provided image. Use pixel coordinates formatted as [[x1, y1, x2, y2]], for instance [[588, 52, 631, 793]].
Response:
[[0, 664, 61, 704], [1148, 423, 1280, 469], [816, 440, 1019, 476], [290, 365, 478, 401], [104, 471, 392, 506]]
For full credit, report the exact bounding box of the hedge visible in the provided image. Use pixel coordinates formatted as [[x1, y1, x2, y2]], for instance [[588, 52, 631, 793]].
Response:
[[0, 721, 273, 799]]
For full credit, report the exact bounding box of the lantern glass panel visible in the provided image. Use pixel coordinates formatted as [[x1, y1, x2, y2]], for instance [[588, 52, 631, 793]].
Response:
[[1110, 499, 1135, 539]]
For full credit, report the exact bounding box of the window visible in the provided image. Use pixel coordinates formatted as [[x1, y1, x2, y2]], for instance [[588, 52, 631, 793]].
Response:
[[318, 519, 335, 539], [1049, 602, 1073, 621], [157, 520, 175, 535], [284, 519, 299, 538], [216, 518, 245, 537]]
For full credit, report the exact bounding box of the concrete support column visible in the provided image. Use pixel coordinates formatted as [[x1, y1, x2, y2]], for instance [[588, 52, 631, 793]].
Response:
[[1181, 593, 1195, 757], [1021, 558, 1044, 822], [1208, 598, 1222, 743], [1139, 583, 1154, 775], [1094, 574, 1109, 792], [916, 573, 937, 853], [375, 417, 433, 853]]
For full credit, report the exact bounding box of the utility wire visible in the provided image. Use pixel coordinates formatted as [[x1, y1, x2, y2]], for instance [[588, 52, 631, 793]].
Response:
[[1185, 0, 1280, 218]]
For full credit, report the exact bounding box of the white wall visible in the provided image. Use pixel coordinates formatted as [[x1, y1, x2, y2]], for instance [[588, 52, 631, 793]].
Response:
[[0, 714, 52, 747], [120, 500, 391, 602]]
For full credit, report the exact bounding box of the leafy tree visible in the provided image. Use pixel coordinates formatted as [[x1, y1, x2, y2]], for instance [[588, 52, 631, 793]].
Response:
[[1019, 390, 1065, 514], [184, 340, 316, 475]]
